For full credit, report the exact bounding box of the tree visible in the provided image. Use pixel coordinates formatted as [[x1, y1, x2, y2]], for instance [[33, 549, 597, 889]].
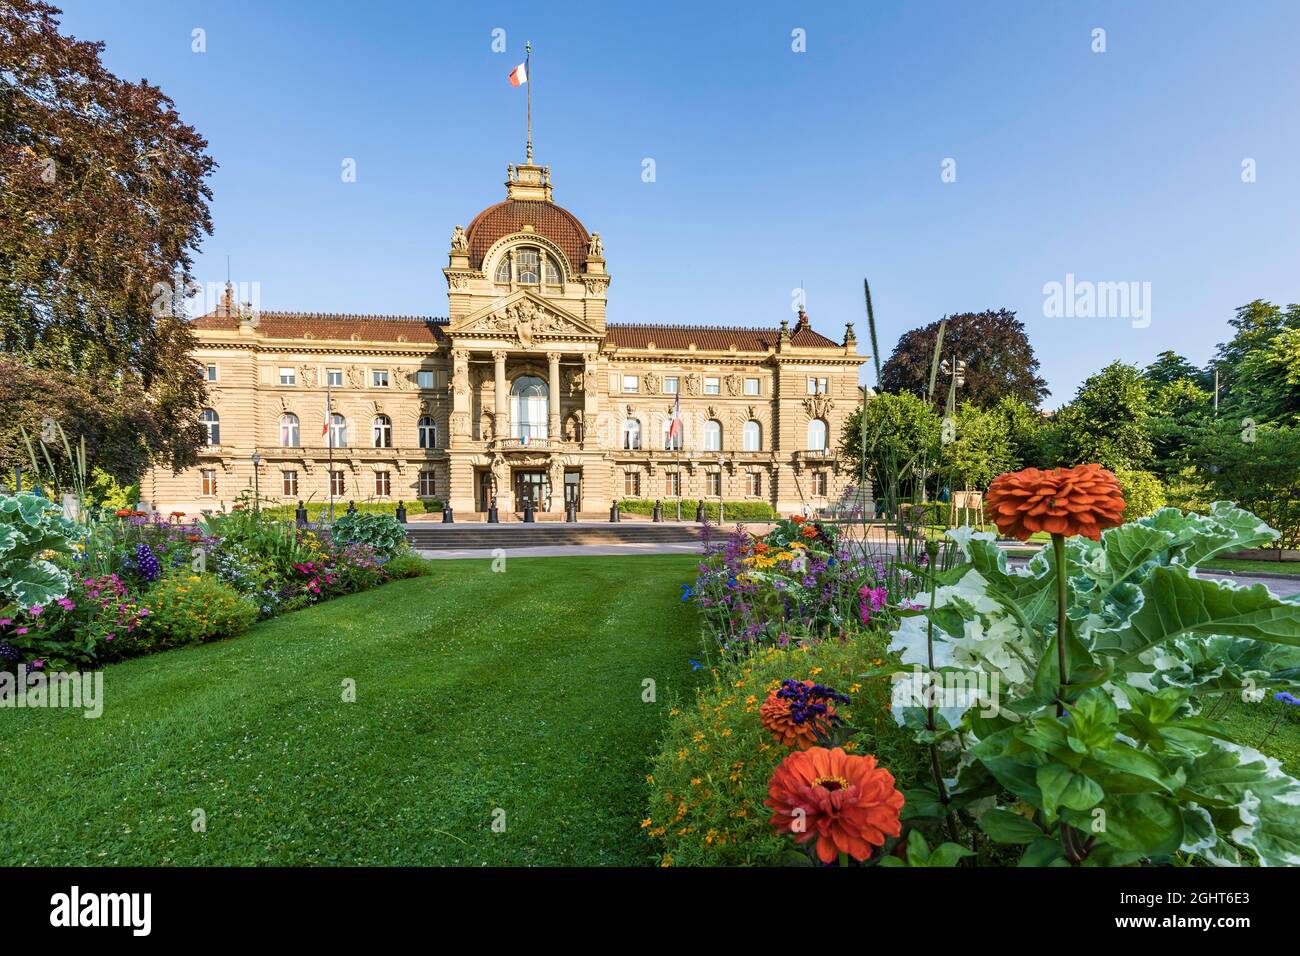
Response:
[[1226, 328, 1300, 425], [1188, 420, 1300, 550], [1210, 299, 1300, 397], [840, 392, 941, 505], [1143, 350, 1208, 390], [945, 402, 1015, 492], [989, 394, 1051, 469], [1, 0, 214, 481], [1147, 377, 1213, 480], [880, 310, 1049, 410], [1053, 361, 1154, 471]]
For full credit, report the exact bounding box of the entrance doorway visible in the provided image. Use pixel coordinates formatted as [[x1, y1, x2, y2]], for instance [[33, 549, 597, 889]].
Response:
[[478, 471, 494, 512], [564, 471, 581, 510], [514, 470, 548, 512]]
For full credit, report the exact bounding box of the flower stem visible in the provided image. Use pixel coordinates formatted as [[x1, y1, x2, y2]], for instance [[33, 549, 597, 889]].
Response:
[[1052, 533, 1068, 718], [924, 541, 961, 845]]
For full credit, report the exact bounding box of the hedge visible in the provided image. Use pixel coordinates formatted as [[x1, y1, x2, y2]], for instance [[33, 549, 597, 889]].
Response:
[[258, 499, 442, 523], [616, 498, 776, 522]]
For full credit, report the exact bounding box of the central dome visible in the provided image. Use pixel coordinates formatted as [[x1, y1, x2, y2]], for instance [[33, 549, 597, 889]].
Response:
[[465, 197, 590, 274]]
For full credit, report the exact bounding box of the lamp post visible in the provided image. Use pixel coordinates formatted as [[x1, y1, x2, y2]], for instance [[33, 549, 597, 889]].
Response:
[[251, 452, 262, 517]]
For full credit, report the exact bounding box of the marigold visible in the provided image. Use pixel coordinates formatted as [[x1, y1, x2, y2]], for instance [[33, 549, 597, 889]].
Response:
[[984, 463, 1125, 541], [765, 746, 904, 863]]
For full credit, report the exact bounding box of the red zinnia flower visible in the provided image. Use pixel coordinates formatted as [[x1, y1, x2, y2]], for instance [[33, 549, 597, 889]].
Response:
[[114, 509, 132, 518], [984, 463, 1126, 541], [765, 747, 904, 863]]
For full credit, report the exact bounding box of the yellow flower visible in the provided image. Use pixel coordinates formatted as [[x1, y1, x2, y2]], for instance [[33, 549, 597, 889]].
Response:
[[660, 854, 674, 867], [640, 818, 652, 829], [690, 778, 701, 786], [849, 683, 862, 693]]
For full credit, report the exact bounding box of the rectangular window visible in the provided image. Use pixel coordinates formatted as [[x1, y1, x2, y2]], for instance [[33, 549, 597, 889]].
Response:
[[664, 471, 681, 497], [374, 470, 391, 497], [812, 472, 828, 497], [622, 375, 639, 394], [372, 370, 389, 388], [330, 470, 346, 497], [704, 377, 720, 395], [818, 378, 829, 394], [746, 472, 762, 497], [744, 377, 760, 396], [418, 470, 437, 497], [206, 364, 218, 382], [327, 369, 343, 387], [282, 470, 298, 497], [417, 370, 434, 389], [624, 471, 641, 497], [279, 367, 296, 386], [664, 376, 679, 394], [706, 472, 722, 497], [200, 468, 217, 497]]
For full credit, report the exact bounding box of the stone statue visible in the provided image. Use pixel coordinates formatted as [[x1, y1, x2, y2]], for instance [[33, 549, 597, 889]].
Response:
[[588, 232, 604, 259], [451, 225, 468, 252]]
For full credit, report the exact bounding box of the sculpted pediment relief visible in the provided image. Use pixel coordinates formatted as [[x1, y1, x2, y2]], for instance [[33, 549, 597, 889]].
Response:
[[449, 291, 599, 342]]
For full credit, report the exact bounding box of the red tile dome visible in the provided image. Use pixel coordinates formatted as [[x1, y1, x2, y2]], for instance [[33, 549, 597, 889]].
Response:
[[465, 198, 590, 275]]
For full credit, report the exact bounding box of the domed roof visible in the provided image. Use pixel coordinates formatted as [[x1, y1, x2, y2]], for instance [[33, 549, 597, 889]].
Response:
[[465, 198, 590, 275]]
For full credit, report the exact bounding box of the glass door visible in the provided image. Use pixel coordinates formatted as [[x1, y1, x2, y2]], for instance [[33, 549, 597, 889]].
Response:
[[513, 471, 548, 511]]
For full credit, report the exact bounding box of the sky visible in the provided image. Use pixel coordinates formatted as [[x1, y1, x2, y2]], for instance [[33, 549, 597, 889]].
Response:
[[53, 0, 1300, 406]]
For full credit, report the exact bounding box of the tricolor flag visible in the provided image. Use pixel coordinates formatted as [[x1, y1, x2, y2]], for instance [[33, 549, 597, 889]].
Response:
[[508, 62, 527, 87], [667, 391, 682, 446], [323, 386, 331, 439]]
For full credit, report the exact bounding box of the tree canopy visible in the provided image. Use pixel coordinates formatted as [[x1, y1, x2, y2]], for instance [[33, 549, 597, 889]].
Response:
[[1051, 361, 1154, 472]]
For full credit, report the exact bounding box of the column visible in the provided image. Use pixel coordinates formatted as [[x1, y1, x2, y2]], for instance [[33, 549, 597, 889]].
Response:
[[493, 350, 508, 440], [547, 351, 561, 441]]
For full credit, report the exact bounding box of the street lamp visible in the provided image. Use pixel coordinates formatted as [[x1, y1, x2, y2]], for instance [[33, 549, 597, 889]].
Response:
[[251, 452, 262, 516]]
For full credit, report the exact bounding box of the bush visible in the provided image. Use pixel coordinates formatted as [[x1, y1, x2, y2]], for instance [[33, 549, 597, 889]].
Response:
[[135, 572, 257, 651], [383, 552, 437, 579], [260, 499, 441, 522], [617, 498, 776, 522], [646, 632, 926, 866], [328, 512, 407, 558], [1112, 467, 1166, 520]]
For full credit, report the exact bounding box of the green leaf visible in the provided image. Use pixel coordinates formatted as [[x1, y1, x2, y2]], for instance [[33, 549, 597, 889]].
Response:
[[926, 842, 976, 867], [1018, 836, 1068, 866], [1037, 764, 1105, 815], [978, 808, 1044, 844]]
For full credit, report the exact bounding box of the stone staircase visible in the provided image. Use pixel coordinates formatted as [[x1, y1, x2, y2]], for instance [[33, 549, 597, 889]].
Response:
[[405, 520, 707, 550]]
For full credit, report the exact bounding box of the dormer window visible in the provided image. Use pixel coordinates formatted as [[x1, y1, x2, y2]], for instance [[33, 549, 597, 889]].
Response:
[[493, 245, 563, 289], [495, 254, 512, 283], [516, 248, 540, 283]]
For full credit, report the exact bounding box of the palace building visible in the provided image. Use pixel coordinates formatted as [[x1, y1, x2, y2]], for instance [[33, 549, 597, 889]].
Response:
[[143, 154, 869, 517]]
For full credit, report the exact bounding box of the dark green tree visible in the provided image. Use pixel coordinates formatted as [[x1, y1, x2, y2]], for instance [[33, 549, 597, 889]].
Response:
[[1053, 361, 1154, 471]]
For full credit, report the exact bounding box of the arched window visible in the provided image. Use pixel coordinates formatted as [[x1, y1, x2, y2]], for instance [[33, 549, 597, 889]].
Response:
[[702, 419, 722, 452], [495, 253, 511, 284], [200, 408, 220, 446], [279, 413, 299, 448], [373, 414, 393, 448], [511, 375, 548, 440], [543, 257, 560, 284], [418, 415, 437, 450], [623, 418, 642, 450], [329, 413, 348, 449], [663, 418, 682, 451], [516, 247, 540, 284], [807, 418, 828, 451], [743, 420, 761, 452]]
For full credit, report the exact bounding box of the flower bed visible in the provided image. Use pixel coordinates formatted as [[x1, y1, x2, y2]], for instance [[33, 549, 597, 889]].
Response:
[[0, 493, 435, 673]]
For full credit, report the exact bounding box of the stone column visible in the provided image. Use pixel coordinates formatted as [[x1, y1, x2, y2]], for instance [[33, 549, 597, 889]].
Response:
[[547, 351, 561, 441], [493, 350, 508, 440]]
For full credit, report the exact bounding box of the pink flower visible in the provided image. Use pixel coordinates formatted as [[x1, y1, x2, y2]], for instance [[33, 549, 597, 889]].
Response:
[[15, 627, 28, 635], [28, 605, 43, 617], [0, 618, 11, 627]]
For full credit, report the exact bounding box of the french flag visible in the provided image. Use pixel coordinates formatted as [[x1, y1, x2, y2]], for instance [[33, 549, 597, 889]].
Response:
[[508, 62, 527, 87], [668, 391, 682, 444]]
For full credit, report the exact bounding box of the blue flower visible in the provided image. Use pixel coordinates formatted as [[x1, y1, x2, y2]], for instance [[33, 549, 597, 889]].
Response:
[[1274, 691, 1300, 706], [689, 659, 703, 671], [679, 584, 694, 602]]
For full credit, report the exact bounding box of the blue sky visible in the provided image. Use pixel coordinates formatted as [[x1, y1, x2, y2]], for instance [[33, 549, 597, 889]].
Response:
[[56, 0, 1300, 405]]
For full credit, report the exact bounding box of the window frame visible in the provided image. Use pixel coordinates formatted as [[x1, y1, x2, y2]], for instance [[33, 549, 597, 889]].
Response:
[[279, 413, 300, 448], [372, 414, 393, 449], [279, 367, 296, 386], [374, 470, 391, 498], [702, 419, 722, 452], [282, 469, 298, 498], [372, 370, 389, 388], [200, 468, 217, 497], [742, 420, 761, 452], [418, 415, 437, 450], [200, 408, 220, 446], [418, 470, 437, 497], [663, 376, 679, 395], [417, 370, 434, 389], [327, 369, 343, 387], [704, 376, 721, 395], [744, 377, 760, 396]]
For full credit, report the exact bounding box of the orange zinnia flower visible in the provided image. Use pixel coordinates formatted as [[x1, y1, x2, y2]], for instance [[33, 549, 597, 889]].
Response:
[[800, 524, 819, 539], [765, 747, 904, 863], [760, 680, 837, 749], [984, 463, 1125, 541]]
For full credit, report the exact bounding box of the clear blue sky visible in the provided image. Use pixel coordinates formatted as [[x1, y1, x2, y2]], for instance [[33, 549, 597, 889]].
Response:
[[56, 0, 1300, 406]]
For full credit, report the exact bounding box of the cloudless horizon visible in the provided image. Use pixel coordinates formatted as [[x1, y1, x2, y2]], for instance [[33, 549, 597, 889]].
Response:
[[55, 0, 1300, 406]]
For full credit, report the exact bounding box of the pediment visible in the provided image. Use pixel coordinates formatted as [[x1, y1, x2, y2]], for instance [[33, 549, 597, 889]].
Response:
[[449, 290, 600, 341]]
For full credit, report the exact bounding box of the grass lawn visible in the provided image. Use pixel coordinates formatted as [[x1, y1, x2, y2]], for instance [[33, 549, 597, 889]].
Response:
[[0, 555, 702, 865], [1201, 558, 1300, 576]]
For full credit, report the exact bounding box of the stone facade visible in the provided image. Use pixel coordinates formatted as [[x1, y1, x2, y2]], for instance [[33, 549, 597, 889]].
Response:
[[143, 159, 868, 516]]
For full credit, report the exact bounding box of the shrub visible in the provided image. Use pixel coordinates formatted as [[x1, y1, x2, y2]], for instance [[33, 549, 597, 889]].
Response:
[[617, 498, 776, 522], [383, 552, 437, 579], [259, 499, 441, 522], [136, 572, 256, 650], [328, 512, 407, 558], [646, 632, 926, 866], [1112, 466, 1166, 520]]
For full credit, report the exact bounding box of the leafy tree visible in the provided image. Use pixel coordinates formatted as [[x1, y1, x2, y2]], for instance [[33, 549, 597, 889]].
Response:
[[989, 394, 1051, 469], [1210, 299, 1300, 397], [1225, 327, 1300, 425], [1143, 350, 1208, 390], [0, 0, 214, 480], [1147, 377, 1214, 480], [1188, 420, 1300, 549], [946, 402, 1015, 491], [1053, 361, 1154, 471], [880, 310, 1049, 410], [840, 392, 941, 505]]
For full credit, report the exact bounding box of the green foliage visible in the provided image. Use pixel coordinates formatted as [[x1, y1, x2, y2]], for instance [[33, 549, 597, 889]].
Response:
[[1227, 327, 1300, 425], [1144, 350, 1209, 390], [891, 505, 1300, 866], [616, 498, 776, 522], [946, 401, 1016, 490], [1212, 299, 1300, 395], [1053, 361, 1154, 471], [840, 391, 941, 502], [1111, 467, 1166, 521], [381, 552, 437, 580], [328, 511, 407, 558], [646, 634, 925, 866], [259, 499, 441, 522], [990, 394, 1050, 469], [0, 493, 79, 609], [1147, 377, 1213, 480], [1188, 420, 1300, 548], [134, 572, 256, 650], [200, 507, 316, 572]]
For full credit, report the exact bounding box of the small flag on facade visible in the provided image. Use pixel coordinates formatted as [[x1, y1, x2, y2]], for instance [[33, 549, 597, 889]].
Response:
[[508, 62, 527, 87], [323, 387, 331, 438], [668, 391, 682, 443]]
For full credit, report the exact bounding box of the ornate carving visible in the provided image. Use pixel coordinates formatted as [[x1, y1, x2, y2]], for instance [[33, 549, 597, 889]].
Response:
[[451, 224, 468, 252], [298, 365, 317, 388], [346, 366, 364, 389], [447, 273, 472, 290], [567, 369, 584, 395], [588, 232, 604, 259], [583, 277, 608, 297], [643, 371, 660, 395], [450, 411, 470, 439], [725, 374, 742, 397], [684, 374, 701, 396], [803, 394, 835, 419], [584, 365, 599, 394], [393, 369, 411, 390]]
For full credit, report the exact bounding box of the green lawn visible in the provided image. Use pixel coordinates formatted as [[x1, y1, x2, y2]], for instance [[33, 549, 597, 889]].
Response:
[[1201, 558, 1300, 576], [0, 555, 702, 865]]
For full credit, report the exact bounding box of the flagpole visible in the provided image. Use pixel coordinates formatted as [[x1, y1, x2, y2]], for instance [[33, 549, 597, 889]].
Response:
[[525, 41, 532, 163], [326, 382, 334, 525]]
